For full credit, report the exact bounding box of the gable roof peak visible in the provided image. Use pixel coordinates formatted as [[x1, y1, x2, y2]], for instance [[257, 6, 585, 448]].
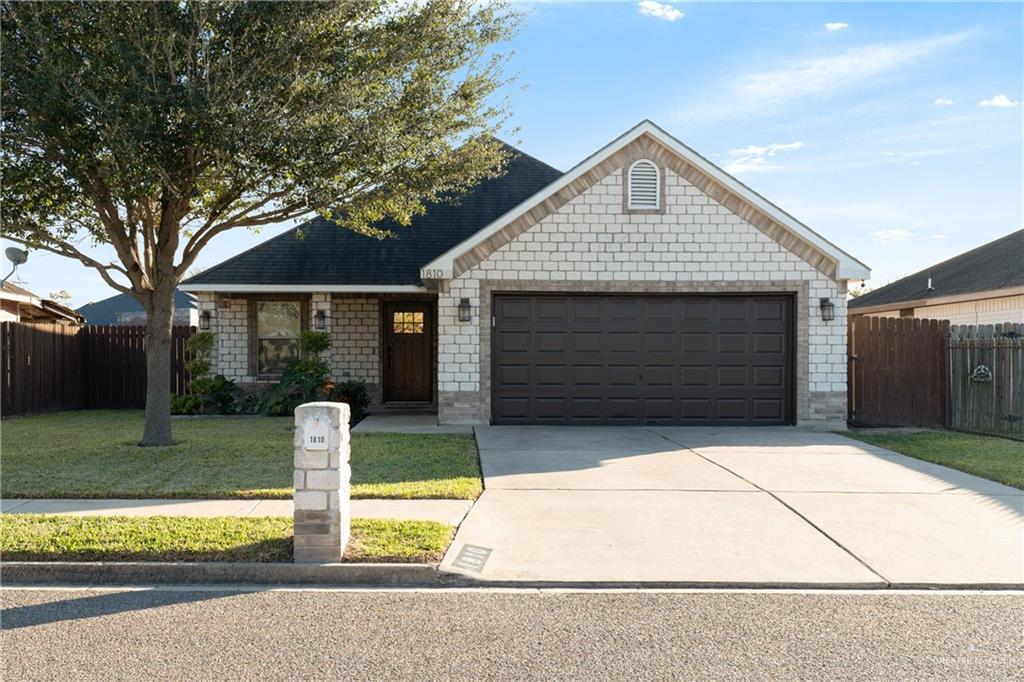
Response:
[[422, 120, 870, 281]]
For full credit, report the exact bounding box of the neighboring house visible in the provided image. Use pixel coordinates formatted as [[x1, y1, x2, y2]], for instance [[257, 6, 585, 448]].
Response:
[[0, 282, 84, 325], [849, 228, 1023, 325], [76, 290, 198, 326], [182, 121, 869, 428]]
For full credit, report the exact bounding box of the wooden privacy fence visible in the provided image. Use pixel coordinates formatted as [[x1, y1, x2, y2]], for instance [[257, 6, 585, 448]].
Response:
[[848, 316, 950, 428], [948, 323, 1023, 441], [1, 322, 194, 416]]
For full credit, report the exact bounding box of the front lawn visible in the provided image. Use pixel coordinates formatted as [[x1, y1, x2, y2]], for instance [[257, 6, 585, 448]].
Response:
[[1, 411, 481, 500], [0, 514, 454, 563], [844, 429, 1024, 489]]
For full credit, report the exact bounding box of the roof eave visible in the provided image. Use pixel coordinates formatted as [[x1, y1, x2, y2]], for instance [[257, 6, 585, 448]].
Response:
[[179, 283, 429, 294], [849, 284, 1024, 315]]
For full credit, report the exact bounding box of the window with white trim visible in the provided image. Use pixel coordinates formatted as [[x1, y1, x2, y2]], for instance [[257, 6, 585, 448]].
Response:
[[628, 159, 660, 209]]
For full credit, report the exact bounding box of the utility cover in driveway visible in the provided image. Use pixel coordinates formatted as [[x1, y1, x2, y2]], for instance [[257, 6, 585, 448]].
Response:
[[492, 294, 793, 425]]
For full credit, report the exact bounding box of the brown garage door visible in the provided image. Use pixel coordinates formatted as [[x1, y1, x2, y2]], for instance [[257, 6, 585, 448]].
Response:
[[491, 294, 794, 425]]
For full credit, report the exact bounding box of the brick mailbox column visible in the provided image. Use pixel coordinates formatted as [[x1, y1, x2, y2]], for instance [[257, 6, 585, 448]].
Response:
[[293, 402, 351, 563]]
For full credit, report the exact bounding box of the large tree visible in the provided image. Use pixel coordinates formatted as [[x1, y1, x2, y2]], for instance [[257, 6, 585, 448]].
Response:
[[2, 0, 515, 445]]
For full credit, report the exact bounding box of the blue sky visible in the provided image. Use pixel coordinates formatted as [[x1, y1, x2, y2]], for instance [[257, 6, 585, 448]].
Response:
[[5, 1, 1022, 307]]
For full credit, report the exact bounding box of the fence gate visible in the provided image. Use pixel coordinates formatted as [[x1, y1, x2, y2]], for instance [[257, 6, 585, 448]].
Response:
[[848, 316, 949, 427], [948, 323, 1024, 441]]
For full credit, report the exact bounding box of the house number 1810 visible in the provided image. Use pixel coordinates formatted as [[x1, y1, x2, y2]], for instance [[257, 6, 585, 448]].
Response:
[[303, 416, 329, 451]]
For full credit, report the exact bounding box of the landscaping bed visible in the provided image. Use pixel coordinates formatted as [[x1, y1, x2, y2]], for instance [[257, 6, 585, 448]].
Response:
[[0, 514, 454, 563], [1, 411, 482, 500], [845, 429, 1024, 489]]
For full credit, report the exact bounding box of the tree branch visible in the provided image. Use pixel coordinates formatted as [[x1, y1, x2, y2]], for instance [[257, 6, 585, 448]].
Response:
[[6, 235, 134, 296]]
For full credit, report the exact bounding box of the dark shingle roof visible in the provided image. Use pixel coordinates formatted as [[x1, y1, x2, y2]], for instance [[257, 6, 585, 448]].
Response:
[[849, 228, 1024, 310], [183, 146, 563, 287], [76, 290, 197, 325]]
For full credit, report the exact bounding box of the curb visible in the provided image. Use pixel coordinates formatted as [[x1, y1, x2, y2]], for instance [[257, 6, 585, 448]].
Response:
[[2, 563, 1021, 591], [0, 561, 461, 587]]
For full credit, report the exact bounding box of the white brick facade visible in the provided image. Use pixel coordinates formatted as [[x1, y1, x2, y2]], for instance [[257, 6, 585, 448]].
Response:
[[437, 166, 848, 427], [329, 297, 380, 399]]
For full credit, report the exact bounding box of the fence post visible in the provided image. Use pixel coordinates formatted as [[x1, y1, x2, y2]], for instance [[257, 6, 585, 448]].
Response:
[[293, 401, 351, 563]]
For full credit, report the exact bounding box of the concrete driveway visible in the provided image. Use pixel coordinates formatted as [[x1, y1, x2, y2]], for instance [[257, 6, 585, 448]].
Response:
[[440, 426, 1023, 586]]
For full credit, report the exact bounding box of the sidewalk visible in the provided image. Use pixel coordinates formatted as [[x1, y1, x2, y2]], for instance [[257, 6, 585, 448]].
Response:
[[0, 498, 473, 526]]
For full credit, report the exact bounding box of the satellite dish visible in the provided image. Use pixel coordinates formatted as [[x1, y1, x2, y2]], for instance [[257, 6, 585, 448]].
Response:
[[1, 247, 28, 285], [5, 247, 28, 266]]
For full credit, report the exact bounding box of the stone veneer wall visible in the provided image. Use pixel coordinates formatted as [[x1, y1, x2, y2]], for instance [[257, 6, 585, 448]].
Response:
[[437, 165, 849, 428], [330, 296, 380, 402]]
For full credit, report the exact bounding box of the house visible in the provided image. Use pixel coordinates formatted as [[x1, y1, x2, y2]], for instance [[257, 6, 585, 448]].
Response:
[[76, 290, 198, 326], [0, 282, 84, 325], [849, 228, 1023, 325], [182, 121, 869, 428]]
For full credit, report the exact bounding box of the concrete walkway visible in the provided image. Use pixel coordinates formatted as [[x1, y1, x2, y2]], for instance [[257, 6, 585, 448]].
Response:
[[0, 498, 473, 526], [352, 413, 473, 434], [441, 426, 1023, 586]]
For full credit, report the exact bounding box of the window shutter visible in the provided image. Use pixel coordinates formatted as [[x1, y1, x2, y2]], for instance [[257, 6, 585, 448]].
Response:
[[628, 160, 660, 209]]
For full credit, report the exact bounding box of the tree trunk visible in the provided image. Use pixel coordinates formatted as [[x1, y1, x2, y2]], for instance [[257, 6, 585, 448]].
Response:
[[140, 284, 176, 446]]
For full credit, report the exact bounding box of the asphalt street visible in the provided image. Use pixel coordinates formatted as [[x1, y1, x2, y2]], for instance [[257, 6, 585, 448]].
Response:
[[2, 588, 1021, 680]]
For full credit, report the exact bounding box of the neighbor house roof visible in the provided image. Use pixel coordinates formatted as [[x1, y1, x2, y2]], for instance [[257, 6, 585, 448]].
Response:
[[1, 282, 85, 324], [180, 145, 563, 292], [422, 120, 870, 282], [76, 290, 197, 325], [849, 228, 1024, 313]]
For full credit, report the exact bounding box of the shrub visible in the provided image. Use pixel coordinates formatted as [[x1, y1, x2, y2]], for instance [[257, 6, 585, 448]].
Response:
[[327, 380, 370, 424], [179, 331, 240, 414], [255, 331, 333, 416], [170, 393, 203, 415]]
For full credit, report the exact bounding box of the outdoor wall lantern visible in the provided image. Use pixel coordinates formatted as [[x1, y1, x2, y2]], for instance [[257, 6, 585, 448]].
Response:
[[198, 310, 212, 330], [314, 309, 327, 330], [819, 298, 835, 322], [458, 298, 472, 322]]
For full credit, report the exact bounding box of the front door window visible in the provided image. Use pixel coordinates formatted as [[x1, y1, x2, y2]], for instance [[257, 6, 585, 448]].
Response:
[[392, 311, 424, 334]]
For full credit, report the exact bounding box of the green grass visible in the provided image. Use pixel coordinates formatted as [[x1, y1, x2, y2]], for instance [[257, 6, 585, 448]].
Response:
[[844, 429, 1024, 489], [0, 514, 454, 563], [1, 411, 482, 500]]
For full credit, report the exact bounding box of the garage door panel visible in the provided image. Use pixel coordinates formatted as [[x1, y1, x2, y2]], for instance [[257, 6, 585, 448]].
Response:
[[498, 331, 531, 354], [682, 333, 712, 353], [681, 366, 711, 386], [495, 297, 531, 322], [754, 366, 784, 387], [534, 364, 567, 387], [607, 332, 641, 353], [492, 294, 793, 426], [717, 366, 748, 387], [754, 299, 784, 320], [717, 334, 747, 354], [754, 333, 784, 354], [536, 298, 568, 321], [496, 364, 531, 387]]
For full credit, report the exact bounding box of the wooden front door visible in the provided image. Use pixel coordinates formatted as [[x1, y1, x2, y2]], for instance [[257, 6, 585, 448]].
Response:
[[384, 303, 433, 402]]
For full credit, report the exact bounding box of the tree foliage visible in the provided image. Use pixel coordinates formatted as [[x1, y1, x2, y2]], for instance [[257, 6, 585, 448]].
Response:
[[1, 0, 517, 443]]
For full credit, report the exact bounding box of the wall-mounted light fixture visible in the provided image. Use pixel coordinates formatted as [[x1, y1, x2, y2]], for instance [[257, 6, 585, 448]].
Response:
[[313, 309, 327, 330], [458, 298, 472, 322], [198, 310, 212, 330], [819, 297, 835, 322]]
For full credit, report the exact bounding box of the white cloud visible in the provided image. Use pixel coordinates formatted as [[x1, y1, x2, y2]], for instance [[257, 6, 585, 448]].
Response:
[[933, 97, 954, 106], [929, 233, 948, 239], [724, 142, 804, 174], [731, 32, 970, 111], [871, 229, 915, 242], [978, 94, 1018, 108], [824, 22, 848, 32], [637, 1, 683, 21]]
